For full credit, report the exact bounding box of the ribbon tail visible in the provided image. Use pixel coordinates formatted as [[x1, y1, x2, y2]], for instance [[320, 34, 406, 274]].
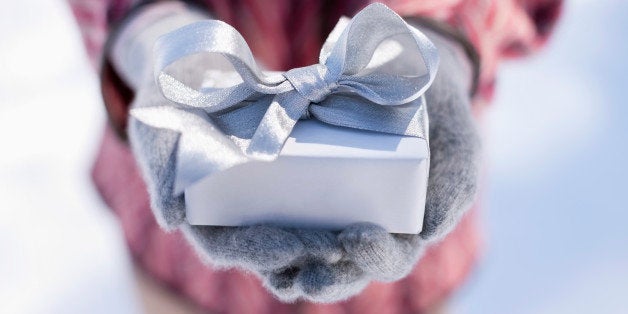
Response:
[[246, 91, 310, 160], [130, 106, 250, 194]]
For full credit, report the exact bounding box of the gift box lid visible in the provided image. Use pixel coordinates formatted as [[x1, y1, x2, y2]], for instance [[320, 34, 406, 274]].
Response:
[[282, 119, 428, 160]]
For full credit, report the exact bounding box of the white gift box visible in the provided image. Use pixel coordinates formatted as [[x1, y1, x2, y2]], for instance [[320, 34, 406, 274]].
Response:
[[118, 3, 437, 234], [185, 116, 429, 234]]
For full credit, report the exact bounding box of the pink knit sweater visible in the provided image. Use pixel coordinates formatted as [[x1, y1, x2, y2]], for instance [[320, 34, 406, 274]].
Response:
[[69, 0, 562, 312]]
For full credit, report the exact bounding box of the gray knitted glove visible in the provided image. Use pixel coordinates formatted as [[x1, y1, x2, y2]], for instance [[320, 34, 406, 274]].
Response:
[[119, 3, 480, 303]]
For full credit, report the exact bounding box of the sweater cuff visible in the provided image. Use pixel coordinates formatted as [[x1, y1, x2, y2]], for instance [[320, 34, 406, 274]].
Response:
[[100, 1, 210, 141], [110, 2, 210, 90]]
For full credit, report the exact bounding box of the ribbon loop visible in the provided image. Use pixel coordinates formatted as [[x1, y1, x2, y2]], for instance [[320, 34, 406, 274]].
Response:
[[132, 3, 440, 193]]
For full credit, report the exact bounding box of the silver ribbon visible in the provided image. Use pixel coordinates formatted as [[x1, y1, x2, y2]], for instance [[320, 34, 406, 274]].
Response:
[[131, 3, 439, 194]]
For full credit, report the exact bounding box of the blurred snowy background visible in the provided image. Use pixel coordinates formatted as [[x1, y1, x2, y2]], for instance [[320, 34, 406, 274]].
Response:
[[0, 0, 626, 313]]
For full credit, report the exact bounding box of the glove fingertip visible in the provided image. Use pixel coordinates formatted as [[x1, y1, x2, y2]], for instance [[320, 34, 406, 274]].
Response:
[[339, 223, 422, 281], [260, 267, 302, 303], [291, 229, 344, 264], [233, 226, 306, 269], [297, 261, 369, 303]]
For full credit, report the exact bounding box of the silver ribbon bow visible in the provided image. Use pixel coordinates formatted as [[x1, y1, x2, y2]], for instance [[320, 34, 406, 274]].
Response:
[[131, 3, 439, 194]]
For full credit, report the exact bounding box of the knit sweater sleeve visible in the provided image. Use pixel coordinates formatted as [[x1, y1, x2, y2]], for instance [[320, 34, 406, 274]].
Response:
[[381, 0, 563, 101], [66, 0, 136, 67], [67, 0, 563, 111]]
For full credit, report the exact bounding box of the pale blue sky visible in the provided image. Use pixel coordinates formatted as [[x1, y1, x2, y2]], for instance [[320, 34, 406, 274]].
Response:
[[453, 1, 628, 313]]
